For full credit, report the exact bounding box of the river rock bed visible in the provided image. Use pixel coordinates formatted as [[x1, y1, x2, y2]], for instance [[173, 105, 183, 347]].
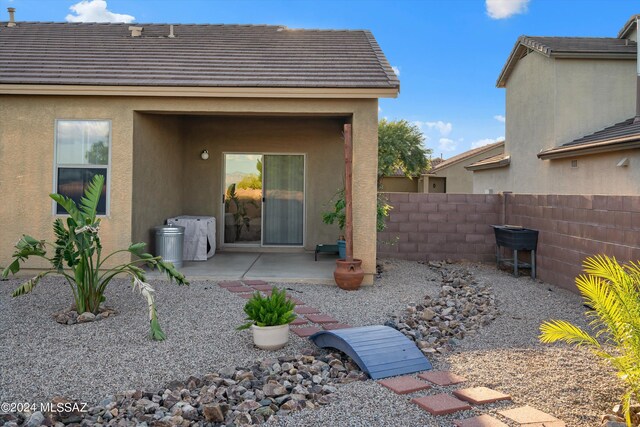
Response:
[[52, 306, 118, 325], [1, 351, 365, 427], [386, 262, 499, 355]]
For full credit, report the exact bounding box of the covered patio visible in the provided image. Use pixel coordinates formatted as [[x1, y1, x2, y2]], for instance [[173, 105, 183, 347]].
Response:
[[147, 251, 339, 282]]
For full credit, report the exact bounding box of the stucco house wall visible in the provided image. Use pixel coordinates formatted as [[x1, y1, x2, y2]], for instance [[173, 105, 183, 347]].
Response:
[[428, 143, 504, 193], [473, 52, 639, 195], [0, 96, 380, 283]]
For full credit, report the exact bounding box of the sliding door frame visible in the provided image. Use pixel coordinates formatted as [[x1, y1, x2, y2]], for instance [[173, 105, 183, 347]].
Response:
[[221, 152, 306, 249]]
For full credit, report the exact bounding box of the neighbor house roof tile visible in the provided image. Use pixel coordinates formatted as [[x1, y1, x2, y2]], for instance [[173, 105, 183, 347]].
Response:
[[429, 141, 504, 172], [538, 117, 640, 159], [0, 22, 399, 89]]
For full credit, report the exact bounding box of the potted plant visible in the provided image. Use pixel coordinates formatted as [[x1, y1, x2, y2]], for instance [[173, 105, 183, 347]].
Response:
[[237, 287, 296, 350], [322, 190, 393, 259]]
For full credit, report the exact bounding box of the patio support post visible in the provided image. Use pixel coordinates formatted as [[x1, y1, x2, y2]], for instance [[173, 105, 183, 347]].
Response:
[[344, 123, 353, 262], [333, 122, 364, 290]]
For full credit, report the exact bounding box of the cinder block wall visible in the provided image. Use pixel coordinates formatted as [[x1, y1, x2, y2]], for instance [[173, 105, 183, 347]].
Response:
[[505, 194, 640, 291], [377, 193, 501, 262], [378, 193, 640, 292]]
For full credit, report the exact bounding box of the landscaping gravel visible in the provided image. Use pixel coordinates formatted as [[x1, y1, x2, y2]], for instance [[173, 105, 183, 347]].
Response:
[[0, 259, 624, 426]]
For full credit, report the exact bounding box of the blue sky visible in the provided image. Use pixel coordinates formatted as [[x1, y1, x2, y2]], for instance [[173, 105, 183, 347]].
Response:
[[2, 0, 637, 158]]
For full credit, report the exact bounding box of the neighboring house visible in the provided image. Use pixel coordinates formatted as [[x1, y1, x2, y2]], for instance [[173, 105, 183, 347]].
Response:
[[0, 19, 400, 284], [380, 171, 420, 192], [473, 15, 640, 195], [422, 142, 504, 193]]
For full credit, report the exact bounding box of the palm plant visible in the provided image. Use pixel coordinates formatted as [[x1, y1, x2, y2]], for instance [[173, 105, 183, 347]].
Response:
[[540, 255, 640, 425], [237, 287, 296, 330], [1, 174, 188, 341]]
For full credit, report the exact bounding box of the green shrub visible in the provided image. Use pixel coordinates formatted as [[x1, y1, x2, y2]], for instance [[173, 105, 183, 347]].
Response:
[[1, 174, 188, 341], [322, 190, 392, 233], [237, 287, 296, 330], [540, 255, 640, 425]]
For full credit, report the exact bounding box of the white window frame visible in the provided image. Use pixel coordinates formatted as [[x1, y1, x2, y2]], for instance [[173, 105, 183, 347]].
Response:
[[52, 119, 112, 217]]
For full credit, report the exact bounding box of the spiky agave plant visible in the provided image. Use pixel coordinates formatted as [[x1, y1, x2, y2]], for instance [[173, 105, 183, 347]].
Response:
[[540, 255, 640, 426], [1, 174, 188, 341], [237, 287, 296, 330]]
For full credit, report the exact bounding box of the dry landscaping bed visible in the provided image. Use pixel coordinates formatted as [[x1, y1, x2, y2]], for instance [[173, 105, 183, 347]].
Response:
[[0, 259, 624, 426]]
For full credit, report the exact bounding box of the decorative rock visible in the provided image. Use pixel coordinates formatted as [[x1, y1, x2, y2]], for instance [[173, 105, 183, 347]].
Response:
[[389, 265, 498, 353], [237, 400, 261, 412], [77, 312, 96, 323], [25, 412, 45, 427], [263, 383, 288, 397]]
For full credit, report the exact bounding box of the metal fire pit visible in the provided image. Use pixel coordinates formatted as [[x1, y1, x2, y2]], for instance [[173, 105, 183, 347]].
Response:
[[491, 225, 538, 278]]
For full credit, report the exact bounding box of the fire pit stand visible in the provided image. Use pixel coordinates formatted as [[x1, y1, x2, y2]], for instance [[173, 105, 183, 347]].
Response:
[[491, 225, 539, 279]]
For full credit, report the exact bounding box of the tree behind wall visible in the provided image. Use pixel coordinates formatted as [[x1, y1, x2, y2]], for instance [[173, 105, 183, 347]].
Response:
[[378, 119, 430, 189]]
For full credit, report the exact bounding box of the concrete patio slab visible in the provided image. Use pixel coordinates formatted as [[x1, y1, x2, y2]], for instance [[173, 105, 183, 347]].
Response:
[[243, 252, 336, 282], [147, 251, 336, 283]]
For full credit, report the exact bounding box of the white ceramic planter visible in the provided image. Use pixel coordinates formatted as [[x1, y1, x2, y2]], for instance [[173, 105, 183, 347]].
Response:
[[251, 324, 290, 350]]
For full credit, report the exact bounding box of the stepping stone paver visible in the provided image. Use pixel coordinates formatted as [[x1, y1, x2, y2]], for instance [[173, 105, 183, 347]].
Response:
[[249, 284, 272, 291], [418, 370, 467, 386], [454, 414, 508, 427], [499, 406, 563, 426], [290, 317, 309, 326], [294, 306, 320, 314], [453, 387, 512, 405], [243, 280, 268, 286], [237, 293, 254, 299], [227, 286, 254, 293], [411, 394, 472, 415], [218, 281, 243, 288], [378, 376, 431, 394], [286, 296, 305, 305], [305, 314, 338, 324], [323, 323, 352, 330], [291, 326, 322, 337]]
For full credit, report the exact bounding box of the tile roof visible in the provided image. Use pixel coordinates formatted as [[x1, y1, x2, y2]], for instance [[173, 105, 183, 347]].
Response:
[[497, 36, 636, 87], [0, 22, 399, 89], [430, 141, 504, 172], [538, 117, 640, 159], [465, 154, 510, 171]]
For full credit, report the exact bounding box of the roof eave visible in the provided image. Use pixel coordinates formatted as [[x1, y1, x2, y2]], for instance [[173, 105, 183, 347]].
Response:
[[432, 141, 505, 171], [465, 156, 511, 171], [537, 139, 640, 160], [618, 14, 639, 39], [0, 83, 399, 98]]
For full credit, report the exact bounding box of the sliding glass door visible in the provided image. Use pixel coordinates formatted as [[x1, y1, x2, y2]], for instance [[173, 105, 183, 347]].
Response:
[[262, 155, 305, 246], [223, 153, 304, 247]]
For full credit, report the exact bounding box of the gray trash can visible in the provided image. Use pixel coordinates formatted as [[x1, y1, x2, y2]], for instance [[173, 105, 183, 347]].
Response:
[[154, 225, 185, 268]]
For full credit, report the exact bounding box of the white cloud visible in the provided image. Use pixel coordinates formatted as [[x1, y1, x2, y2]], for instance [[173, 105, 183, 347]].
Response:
[[66, 0, 135, 23], [438, 138, 456, 152], [378, 106, 382, 113], [391, 66, 400, 76], [471, 136, 505, 149], [414, 120, 453, 137], [486, 0, 529, 19], [493, 114, 506, 123]]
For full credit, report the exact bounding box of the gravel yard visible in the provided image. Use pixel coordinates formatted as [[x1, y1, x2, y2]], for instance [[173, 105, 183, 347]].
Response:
[[0, 259, 623, 426]]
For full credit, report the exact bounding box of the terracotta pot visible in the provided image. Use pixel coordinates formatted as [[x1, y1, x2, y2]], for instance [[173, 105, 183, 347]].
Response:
[[334, 259, 364, 290]]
